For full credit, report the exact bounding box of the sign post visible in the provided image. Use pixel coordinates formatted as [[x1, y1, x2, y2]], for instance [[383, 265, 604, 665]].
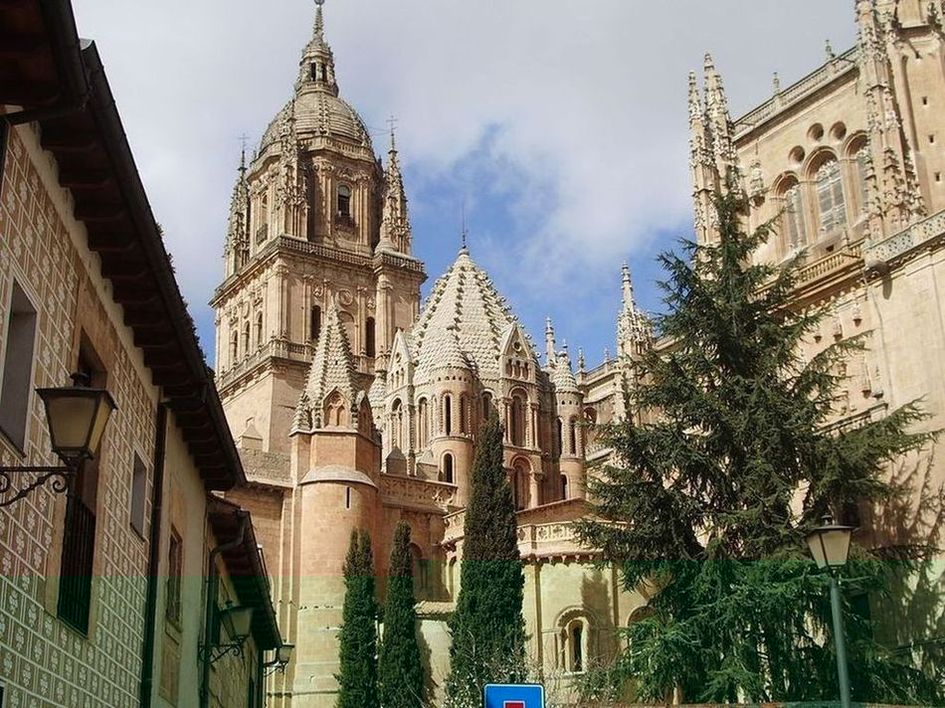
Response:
[[483, 684, 545, 708]]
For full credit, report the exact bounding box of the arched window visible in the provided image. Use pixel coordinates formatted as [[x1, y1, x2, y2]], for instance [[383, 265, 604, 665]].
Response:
[[561, 475, 569, 500], [391, 399, 403, 450], [310, 305, 322, 341], [510, 391, 526, 447], [815, 158, 846, 234], [559, 616, 590, 674], [443, 394, 453, 435], [512, 460, 530, 511], [555, 417, 563, 457], [568, 416, 578, 456], [460, 394, 469, 434], [365, 317, 376, 357], [442, 452, 454, 484], [255, 312, 264, 349], [337, 184, 352, 219], [482, 391, 494, 420], [229, 331, 238, 364], [258, 192, 269, 243], [780, 180, 807, 250], [417, 398, 429, 448], [242, 322, 250, 356]]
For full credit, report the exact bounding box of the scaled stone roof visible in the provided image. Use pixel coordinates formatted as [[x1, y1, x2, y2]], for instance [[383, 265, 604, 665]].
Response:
[[260, 94, 372, 152], [551, 350, 580, 393], [410, 248, 536, 383], [295, 303, 359, 430]]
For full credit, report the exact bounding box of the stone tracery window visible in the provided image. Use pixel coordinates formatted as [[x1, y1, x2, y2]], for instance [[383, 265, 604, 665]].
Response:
[[780, 180, 807, 250], [815, 158, 846, 235]]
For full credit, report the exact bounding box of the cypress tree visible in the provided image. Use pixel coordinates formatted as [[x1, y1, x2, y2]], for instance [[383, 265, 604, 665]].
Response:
[[577, 188, 943, 704], [378, 521, 425, 708], [445, 412, 527, 708], [336, 530, 379, 708]]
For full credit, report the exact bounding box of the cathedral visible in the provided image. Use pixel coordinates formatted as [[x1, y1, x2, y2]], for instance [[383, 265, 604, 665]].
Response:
[[213, 0, 945, 705]]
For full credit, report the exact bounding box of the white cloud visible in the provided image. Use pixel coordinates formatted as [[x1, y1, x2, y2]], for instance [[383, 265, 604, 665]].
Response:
[[70, 0, 856, 354]]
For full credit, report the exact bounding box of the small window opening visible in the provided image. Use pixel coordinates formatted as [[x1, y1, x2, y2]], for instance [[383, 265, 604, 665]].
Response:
[[930, 134, 936, 145], [311, 305, 322, 341], [337, 185, 352, 218], [444, 394, 453, 435], [442, 453, 454, 484], [130, 454, 147, 538], [923, 96, 929, 106], [365, 317, 376, 357], [0, 281, 37, 450], [345, 486, 352, 509]]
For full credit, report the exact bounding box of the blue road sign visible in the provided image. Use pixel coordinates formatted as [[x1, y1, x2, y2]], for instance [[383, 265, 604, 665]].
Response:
[[483, 683, 545, 708]]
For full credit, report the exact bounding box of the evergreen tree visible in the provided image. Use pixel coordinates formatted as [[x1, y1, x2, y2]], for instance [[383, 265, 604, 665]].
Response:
[[378, 521, 425, 708], [577, 189, 943, 704], [337, 530, 379, 708], [445, 413, 527, 707]]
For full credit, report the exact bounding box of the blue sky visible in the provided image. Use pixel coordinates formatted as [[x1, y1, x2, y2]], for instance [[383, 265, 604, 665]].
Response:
[[70, 0, 856, 370]]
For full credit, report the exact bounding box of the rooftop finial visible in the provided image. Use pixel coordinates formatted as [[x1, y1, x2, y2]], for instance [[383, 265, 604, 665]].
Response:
[[825, 38, 835, 60], [387, 115, 398, 152], [460, 200, 468, 252], [238, 133, 249, 173], [315, 0, 326, 39]]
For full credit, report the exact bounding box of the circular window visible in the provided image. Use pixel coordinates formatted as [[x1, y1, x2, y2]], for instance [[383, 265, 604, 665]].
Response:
[[808, 123, 825, 143], [830, 122, 847, 142], [789, 146, 806, 165]]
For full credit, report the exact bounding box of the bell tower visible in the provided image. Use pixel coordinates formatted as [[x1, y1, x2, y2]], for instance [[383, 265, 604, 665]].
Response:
[[211, 0, 425, 456]]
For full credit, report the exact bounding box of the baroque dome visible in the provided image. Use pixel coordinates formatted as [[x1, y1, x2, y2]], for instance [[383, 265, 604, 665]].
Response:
[[260, 93, 372, 151], [410, 248, 537, 383]]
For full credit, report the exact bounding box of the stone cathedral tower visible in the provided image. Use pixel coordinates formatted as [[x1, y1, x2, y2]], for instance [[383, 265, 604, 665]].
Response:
[[211, 0, 425, 456]]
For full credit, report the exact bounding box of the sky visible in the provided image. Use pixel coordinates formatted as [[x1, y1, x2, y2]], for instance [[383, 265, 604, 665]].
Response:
[[69, 0, 856, 370]]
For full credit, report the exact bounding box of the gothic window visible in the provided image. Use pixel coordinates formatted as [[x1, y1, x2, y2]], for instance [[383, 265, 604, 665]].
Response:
[[510, 390, 526, 447], [255, 312, 264, 349], [391, 398, 403, 449], [326, 392, 347, 428], [815, 158, 846, 235], [442, 452, 454, 484], [443, 394, 453, 435], [780, 180, 806, 251], [365, 317, 376, 357], [258, 192, 269, 244], [310, 306, 322, 342]]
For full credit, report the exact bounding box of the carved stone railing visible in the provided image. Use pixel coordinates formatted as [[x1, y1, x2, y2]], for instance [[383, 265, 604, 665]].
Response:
[[443, 509, 465, 544], [735, 48, 858, 135], [217, 338, 315, 389], [794, 241, 863, 286], [864, 209, 945, 265], [380, 474, 456, 512], [824, 402, 889, 435]]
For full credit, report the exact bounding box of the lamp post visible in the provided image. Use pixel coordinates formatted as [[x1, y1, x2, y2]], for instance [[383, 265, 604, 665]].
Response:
[[805, 514, 855, 708], [0, 373, 116, 507]]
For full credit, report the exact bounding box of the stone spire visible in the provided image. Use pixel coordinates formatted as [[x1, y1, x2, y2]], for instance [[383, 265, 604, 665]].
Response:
[[378, 127, 412, 254], [616, 264, 651, 360], [294, 301, 360, 431], [703, 53, 739, 188], [297, 0, 339, 96], [224, 149, 250, 277], [545, 317, 557, 368]]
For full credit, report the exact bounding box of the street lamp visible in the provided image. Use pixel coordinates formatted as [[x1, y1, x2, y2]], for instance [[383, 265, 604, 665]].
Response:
[[202, 600, 255, 663], [264, 643, 295, 675], [0, 373, 116, 507], [806, 513, 855, 708]]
